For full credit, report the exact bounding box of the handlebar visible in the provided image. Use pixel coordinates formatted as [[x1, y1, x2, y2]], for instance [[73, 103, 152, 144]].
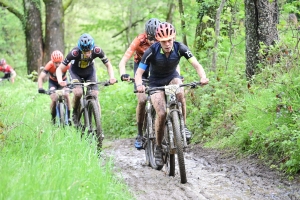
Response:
[[134, 82, 203, 94], [70, 80, 118, 87]]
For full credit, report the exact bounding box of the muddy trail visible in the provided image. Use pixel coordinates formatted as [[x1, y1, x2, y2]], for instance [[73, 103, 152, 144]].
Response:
[[102, 138, 300, 200]]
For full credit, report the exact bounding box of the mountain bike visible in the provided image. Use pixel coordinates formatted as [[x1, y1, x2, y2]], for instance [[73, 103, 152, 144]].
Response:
[[71, 80, 113, 150], [129, 78, 157, 169], [42, 87, 72, 127], [143, 82, 201, 184]]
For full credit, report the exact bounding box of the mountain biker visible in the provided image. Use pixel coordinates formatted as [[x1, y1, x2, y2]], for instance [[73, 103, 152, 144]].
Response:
[[135, 22, 209, 167], [56, 33, 117, 125], [0, 58, 17, 83], [119, 18, 161, 150], [37, 50, 71, 124]]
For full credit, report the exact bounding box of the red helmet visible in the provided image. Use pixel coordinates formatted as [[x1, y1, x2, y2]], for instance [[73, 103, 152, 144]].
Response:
[[51, 50, 64, 62], [155, 22, 176, 42], [0, 58, 6, 66]]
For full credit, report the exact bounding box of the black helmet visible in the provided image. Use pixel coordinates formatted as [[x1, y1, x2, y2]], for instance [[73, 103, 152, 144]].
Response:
[[77, 33, 95, 51], [145, 18, 161, 41]]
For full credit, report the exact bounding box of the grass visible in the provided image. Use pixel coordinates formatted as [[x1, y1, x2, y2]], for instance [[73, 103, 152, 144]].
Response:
[[0, 77, 133, 199]]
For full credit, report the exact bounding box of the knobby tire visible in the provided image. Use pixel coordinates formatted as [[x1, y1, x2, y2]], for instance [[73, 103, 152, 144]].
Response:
[[171, 111, 187, 184], [59, 102, 65, 126], [87, 100, 103, 149], [77, 98, 88, 133], [163, 125, 175, 176]]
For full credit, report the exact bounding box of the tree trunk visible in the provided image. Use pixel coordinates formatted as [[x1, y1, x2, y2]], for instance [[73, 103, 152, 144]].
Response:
[[178, 0, 187, 45], [245, 0, 259, 78], [245, 0, 279, 79], [24, 0, 43, 74], [43, 0, 65, 65], [194, 0, 218, 55], [166, 0, 175, 23], [212, 0, 226, 72]]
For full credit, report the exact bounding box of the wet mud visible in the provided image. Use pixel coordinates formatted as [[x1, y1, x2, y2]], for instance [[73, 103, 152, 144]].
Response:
[[103, 138, 300, 200]]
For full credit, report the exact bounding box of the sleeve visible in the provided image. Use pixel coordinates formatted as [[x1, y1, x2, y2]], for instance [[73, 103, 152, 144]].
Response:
[[93, 46, 109, 64], [62, 47, 80, 66], [179, 43, 194, 60], [138, 47, 153, 70], [123, 37, 140, 60], [42, 62, 52, 74]]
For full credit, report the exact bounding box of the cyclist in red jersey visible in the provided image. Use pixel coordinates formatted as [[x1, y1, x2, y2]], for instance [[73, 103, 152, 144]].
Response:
[[0, 58, 17, 83], [135, 22, 209, 167], [37, 50, 71, 124], [119, 18, 161, 149], [56, 33, 117, 125]]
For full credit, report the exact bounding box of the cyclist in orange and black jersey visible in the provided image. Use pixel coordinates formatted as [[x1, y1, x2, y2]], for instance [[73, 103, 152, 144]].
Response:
[[119, 18, 161, 149], [56, 33, 117, 125], [38, 50, 71, 124]]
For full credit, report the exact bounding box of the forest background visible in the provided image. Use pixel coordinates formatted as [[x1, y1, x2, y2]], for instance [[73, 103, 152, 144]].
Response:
[[1, 0, 300, 181]]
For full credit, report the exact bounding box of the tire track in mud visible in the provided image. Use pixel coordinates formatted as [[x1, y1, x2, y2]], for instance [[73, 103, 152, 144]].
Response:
[[102, 139, 300, 200]]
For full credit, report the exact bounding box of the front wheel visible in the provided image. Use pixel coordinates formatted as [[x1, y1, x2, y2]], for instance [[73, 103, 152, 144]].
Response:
[[171, 111, 187, 184], [87, 100, 103, 149], [77, 98, 88, 132], [58, 102, 66, 126], [163, 124, 175, 176]]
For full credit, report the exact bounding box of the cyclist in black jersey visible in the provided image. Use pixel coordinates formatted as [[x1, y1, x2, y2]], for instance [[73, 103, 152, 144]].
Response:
[[56, 33, 117, 125], [135, 22, 209, 167]]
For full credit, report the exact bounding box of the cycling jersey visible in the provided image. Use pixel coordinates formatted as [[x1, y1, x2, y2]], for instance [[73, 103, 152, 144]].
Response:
[[138, 41, 194, 86], [62, 46, 109, 78], [123, 33, 150, 63], [0, 65, 14, 74], [43, 61, 70, 82]]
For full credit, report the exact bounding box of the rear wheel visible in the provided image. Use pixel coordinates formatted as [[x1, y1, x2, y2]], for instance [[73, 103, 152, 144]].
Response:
[[171, 111, 187, 184], [87, 100, 103, 149]]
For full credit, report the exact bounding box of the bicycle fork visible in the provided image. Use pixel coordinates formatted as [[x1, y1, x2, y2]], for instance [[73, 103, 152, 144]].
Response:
[[178, 102, 188, 147]]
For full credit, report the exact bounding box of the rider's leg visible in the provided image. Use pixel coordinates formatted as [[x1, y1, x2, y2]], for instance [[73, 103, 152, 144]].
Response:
[[72, 86, 83, 125], [49, 90, 57, 124], [10, 71, 16, 83], [135, 93, 147, 149], [151, 91, 166, 167]]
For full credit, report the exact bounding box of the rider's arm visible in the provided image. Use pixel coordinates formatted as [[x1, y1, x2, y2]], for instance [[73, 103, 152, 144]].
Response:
[[189, 57, 209, 84], [37, 71, 47, 88], [56, 63, 68, 84], [104, 61, 117, 83], [119, 37, 139, 79]]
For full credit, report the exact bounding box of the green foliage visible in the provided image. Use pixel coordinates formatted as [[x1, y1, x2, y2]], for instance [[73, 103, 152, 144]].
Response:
[[0, 77, 133, 199]]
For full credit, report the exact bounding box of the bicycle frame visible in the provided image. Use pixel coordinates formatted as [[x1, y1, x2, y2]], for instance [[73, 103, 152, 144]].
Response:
[[145, 82, 200, 184], [72, 80, 111, 149], [164, 84, 188, 149]]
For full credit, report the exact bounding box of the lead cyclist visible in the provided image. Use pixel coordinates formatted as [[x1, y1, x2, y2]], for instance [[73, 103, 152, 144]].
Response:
[[135, 22, 209, 167]]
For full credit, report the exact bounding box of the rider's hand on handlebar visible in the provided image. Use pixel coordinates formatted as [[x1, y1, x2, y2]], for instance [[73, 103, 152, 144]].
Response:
[[121, 74, 131, 82], [136, 84, 145, 93], [200, 77, 209, 85], [38, 88, 46, 94], [58, 81, 67, 87], [109, 78, 117, 85]]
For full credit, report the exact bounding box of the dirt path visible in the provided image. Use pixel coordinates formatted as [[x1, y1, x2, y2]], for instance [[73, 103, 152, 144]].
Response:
[[102, 138, 300, 200]]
